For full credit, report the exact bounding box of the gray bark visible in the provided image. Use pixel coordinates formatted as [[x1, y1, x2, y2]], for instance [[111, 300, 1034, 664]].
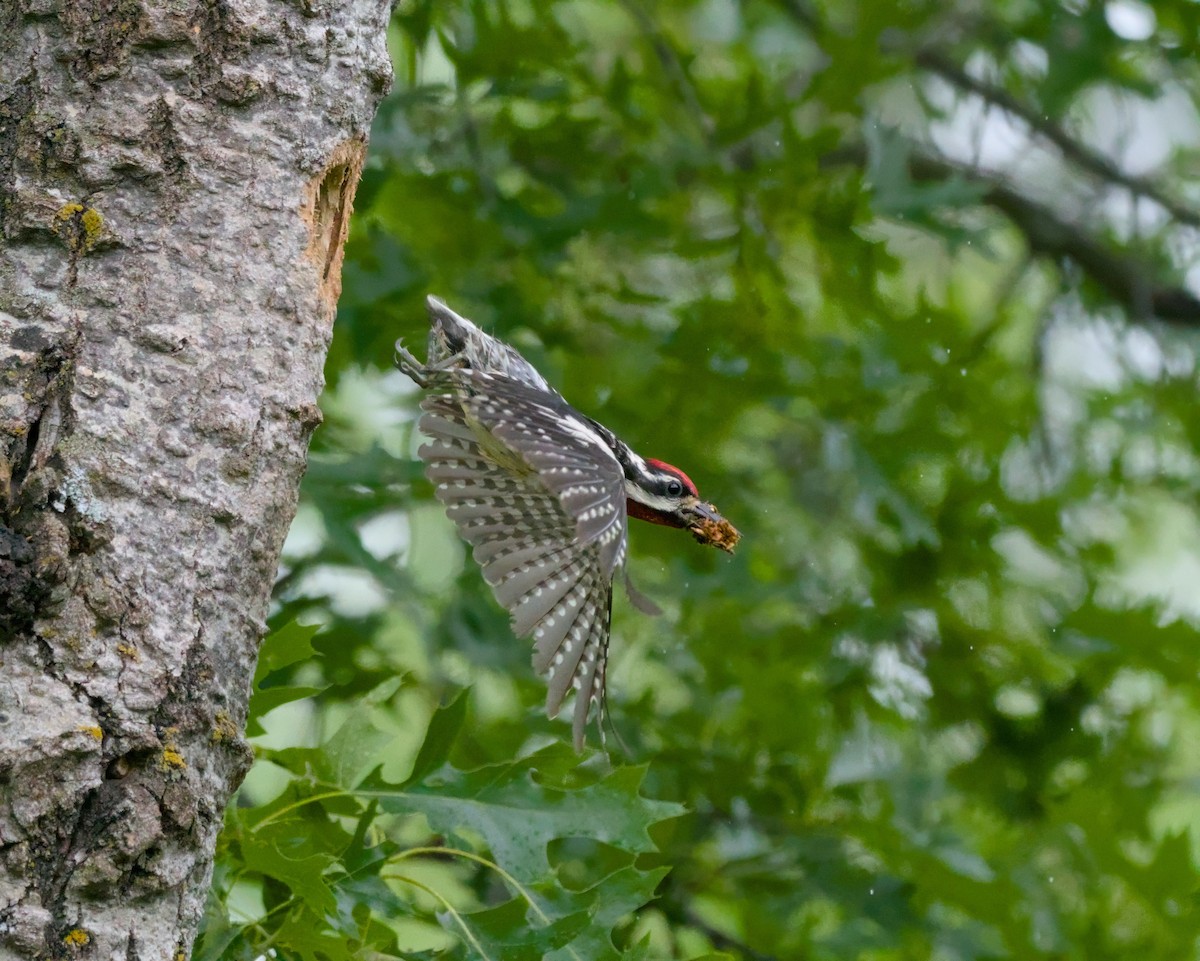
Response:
[[0, 1, 391, 957]]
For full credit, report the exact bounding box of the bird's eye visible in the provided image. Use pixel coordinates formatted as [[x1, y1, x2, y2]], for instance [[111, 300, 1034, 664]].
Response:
[[665, 479, 684, 497]]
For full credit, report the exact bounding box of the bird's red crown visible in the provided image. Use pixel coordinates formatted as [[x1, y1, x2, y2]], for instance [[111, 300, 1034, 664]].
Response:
[[646, 458, 699, 496]]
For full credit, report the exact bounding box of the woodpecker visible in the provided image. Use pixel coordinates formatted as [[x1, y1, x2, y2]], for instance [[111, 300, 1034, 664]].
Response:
[[395, 296, 739, 749]]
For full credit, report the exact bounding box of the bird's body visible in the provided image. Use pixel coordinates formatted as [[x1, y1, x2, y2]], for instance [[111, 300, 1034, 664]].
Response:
[[396, 296, 738, 748]]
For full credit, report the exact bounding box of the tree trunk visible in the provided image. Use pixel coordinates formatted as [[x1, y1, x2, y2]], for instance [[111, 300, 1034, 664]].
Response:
[[0, 2, 391, 956]]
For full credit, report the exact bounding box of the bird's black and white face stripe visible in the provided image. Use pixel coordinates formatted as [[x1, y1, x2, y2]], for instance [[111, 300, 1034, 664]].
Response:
[[622, 455, 708, 529], [582, 423, 702, 521]]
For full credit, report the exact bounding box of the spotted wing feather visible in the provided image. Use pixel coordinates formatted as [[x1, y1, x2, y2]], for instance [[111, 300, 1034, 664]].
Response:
[[415, 375, 626, 749], [456, 372, 629, 575]]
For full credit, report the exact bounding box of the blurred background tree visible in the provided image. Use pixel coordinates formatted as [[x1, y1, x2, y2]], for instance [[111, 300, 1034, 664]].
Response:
[[197, 1, 1200, 958]]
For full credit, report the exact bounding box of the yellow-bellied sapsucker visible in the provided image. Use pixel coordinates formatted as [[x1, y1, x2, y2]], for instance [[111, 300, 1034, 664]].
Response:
[[396, 296, 739, 748]]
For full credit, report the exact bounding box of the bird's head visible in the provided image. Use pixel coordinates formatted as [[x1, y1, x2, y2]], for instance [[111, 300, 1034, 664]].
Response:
[[625, 458, 740, 553]]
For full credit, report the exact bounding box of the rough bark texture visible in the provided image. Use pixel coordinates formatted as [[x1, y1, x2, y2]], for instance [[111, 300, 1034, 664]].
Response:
[[0, 1, 392, 956]]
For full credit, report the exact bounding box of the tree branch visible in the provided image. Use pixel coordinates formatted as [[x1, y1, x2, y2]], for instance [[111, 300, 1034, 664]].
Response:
[[822, 142, 1200, 324], [774, 0, 1200, 240], [617, 0, 715, 144], [914, 48, 1200, 230]]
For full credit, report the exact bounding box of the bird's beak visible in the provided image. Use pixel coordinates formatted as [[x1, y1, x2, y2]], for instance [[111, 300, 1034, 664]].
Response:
[[684, 501, 723, 523], [681, 499, 741, 553]]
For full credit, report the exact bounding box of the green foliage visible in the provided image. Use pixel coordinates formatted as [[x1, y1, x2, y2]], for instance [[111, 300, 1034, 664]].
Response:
[[197, 627, 684, 959], [201, 1, 1200, 958], [246, 621, 326, 736]]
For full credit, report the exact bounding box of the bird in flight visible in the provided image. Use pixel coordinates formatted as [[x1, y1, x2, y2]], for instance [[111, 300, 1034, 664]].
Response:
[[396, 296, 739, 749]]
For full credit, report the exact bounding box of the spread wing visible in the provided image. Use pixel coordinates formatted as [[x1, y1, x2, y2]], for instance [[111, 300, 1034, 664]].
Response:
[[416, 370, 628, 749]]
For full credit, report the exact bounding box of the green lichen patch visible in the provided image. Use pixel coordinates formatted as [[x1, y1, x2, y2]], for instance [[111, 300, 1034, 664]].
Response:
[[211, 709, 239, 743], [159, 748, 186, 770], [62, 928, 90, 948], [52, 201, 105, 254], [159, 726, 187, 772]]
